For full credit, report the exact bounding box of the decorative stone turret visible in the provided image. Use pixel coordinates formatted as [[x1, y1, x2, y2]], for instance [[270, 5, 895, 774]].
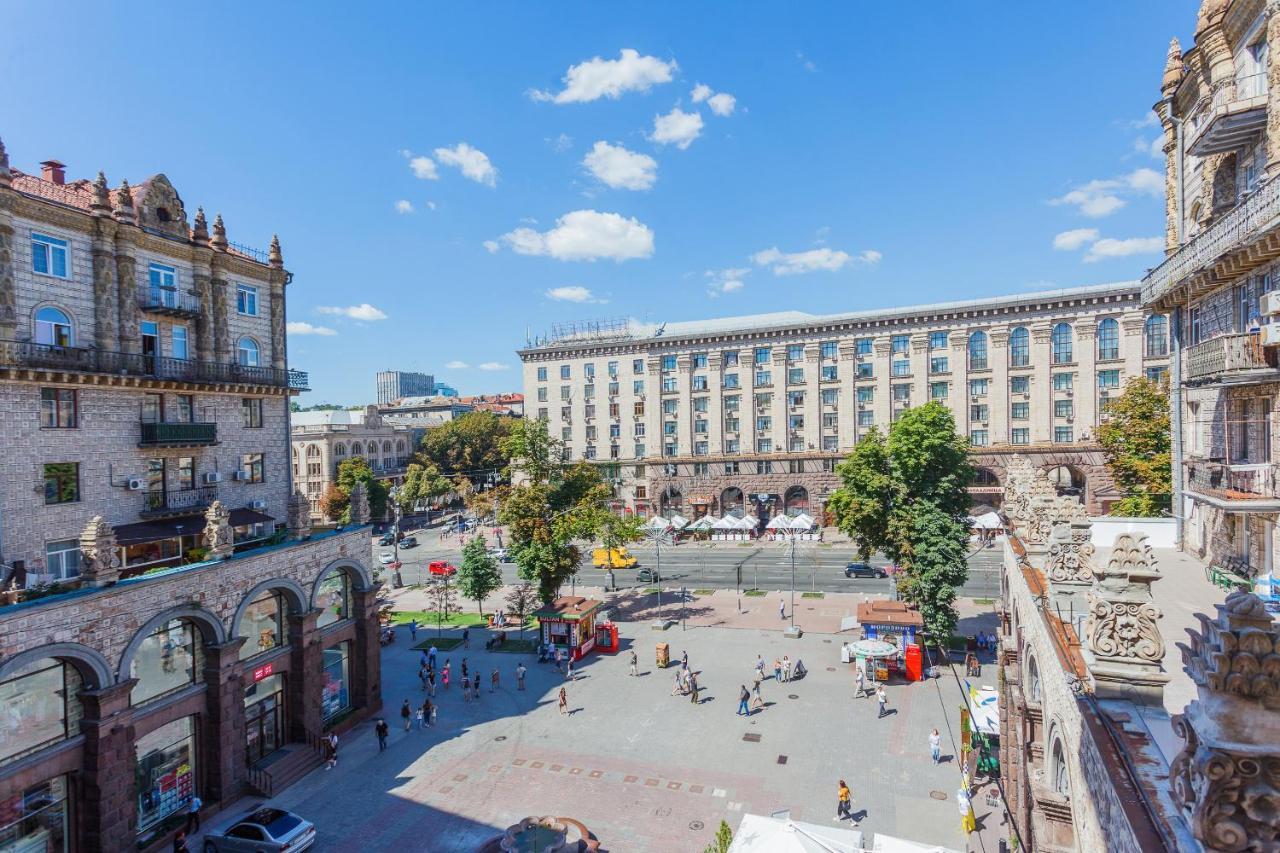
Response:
[[269, 233, 283, 268], [203, 500, 234, 560], [78, 516, 120, 588], [1021, 470, 1064, 551], [112, 179, 136, 225], [1084, 533, 1169, 705], [191, 207, 209, 245], [210, 213, 228, 251], [90, 172, 110, 215], [287, 488, 312, 541], [0, 137, 14, 339], [349, 482, 370, 526], [0, 136, 9, 189], [1171, 591, 1280, 851], [1044, 519, 1096, 616], [1161, 37, 1184, 97]]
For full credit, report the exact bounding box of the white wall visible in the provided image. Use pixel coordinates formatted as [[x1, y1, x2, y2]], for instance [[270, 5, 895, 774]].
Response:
[[1089, 517, 1177, 549]]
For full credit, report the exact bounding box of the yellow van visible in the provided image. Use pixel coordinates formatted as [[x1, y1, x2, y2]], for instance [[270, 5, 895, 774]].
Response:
[[592, 547, 637, 569]]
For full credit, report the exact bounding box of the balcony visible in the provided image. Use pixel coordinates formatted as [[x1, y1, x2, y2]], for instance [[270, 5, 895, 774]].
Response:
[[139, 287, 201, 319], [1184, 333, 1276, 384], [1143, 176, 1280, 310], [140, 485, 219, 518], [1185, 459, 1280, 511], [1187, 73, 1268, 157], [139, 421, 217, 446], [0, 340, 310, 391]]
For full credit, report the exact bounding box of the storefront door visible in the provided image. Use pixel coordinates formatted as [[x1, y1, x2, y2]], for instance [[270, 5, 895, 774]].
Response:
[[244, 674, 285, 765]]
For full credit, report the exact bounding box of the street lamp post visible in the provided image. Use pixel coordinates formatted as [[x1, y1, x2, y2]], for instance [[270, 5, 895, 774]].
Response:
[[644, 526, 672, 625], [389, 486, 404, 588]]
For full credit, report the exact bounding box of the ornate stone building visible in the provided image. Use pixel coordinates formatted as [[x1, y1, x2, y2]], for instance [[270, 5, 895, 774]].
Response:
[[0, 137, 381, 850], [1144, 0, 1280, 606], [520, 284, 1171, 521]]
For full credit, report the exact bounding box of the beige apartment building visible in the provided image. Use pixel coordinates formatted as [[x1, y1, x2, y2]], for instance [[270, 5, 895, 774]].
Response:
[[520, 283, 1171, 522], [291, 405, 420, 521], [1143, 0, 1280, 606]]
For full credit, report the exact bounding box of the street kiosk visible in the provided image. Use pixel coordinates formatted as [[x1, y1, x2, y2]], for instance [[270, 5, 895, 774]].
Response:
[[533, 596, 604, 662], [855, 600, 925, 681]]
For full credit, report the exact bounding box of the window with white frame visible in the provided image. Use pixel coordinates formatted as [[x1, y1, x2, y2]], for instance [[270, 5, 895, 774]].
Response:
[[45, 538, 81, 580], [236, 284, 258, 316], [237, 337, 260, 367], [149, 263, 178, 307], [31, 233, 69, 278]]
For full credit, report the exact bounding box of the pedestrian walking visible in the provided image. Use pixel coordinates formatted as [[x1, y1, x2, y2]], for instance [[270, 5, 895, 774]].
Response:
[[427, 699, 437, 727], [516, 662, 526, 690], [415, 706, 425, 729], [491, 668, 500, 692], [443, 664, 451, 691], [401, 700, 412, 730], [755, 654, 765, 677], [752, 680, 763, 711], [462, 658, 469, 681], [782, 655, 792, 683], [463, 628, 470, 649], [779, 599, 785, 620], [566, 658, 575, 681], [409, 619, 418, 642], [672, 670, 684, 696], [375, 719, 389, 750], [737, 684, 751, 716], [877, 686, 888, 718], [428, 646, 438, 670], [462, 676, 471, 701], [689, 673, 700, 705], [773, 658, 782, 682], [930, 729, 942, 764], [325, 732, 338, 769], [173, 831, 189, 853], [422, 699, 432, 728], [854, 668, 866, 698], [835, 780, 852, 821], [629, 650, 638, 676], [185, 795, 202, 833], [558, 686, 568, 716], [682, 649, 689, 670]]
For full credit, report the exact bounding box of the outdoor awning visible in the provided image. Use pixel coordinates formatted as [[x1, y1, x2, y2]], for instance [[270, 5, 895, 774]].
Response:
[[114, 509, 275, 545]]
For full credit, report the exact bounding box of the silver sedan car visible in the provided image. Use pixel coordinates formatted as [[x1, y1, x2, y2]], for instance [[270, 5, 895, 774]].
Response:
[[202, 806, 315, 852]]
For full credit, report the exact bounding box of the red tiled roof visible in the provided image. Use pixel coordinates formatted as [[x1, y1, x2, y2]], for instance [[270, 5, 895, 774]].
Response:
[[11, 170, 96, 211]]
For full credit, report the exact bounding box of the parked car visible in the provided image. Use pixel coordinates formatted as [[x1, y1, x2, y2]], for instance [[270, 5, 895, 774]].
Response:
[[428, 560, 458, 577], [378, 534, 395, 547], [378, 552, 396, 565], [203, 806, 316, 852], [399, 536, 418, 548], [636, 568, 661, 584], [845, 562, 888, 579], [488, 546, 510, 562]]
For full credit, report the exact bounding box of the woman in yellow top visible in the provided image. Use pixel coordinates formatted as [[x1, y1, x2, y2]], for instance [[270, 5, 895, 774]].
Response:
[[836, 779, 852, 822]]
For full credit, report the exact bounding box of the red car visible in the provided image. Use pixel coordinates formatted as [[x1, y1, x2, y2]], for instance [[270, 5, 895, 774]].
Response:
[[428, 560, 457, 577]]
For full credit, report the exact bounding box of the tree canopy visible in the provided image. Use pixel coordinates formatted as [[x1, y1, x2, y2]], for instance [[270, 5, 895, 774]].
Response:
[[1097, 376, 1172, 517], [457, 537, 503, 614], [417, 411, 515, 483], [335, 456, 389, 521], [396, 461, 452, 513]]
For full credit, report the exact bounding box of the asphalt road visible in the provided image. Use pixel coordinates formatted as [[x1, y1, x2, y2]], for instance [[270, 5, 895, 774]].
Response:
[[374, 531, 1004, 598]]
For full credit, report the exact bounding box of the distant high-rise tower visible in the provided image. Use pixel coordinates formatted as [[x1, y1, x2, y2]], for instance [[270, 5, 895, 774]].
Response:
[[376, 370, 435, 405]]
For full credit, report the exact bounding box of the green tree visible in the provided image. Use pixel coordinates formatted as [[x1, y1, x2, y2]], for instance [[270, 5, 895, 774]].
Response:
[[418, 411, 515, 482], [318, 483, 348, 523], [828, 402, 972, 638], [424, 575, 458, 637], [504, 582, 538, 639], [458, 537, 503, 615], [335, 457, 389, 521], [702, 821, 733, 853], [598, 510, 643, 551], [397, 461, 451, 513], [1098, 376, 1172, 517]]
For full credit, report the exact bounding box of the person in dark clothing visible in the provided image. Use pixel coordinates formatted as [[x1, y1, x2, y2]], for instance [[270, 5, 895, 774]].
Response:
[[375, 719, 389, 750]]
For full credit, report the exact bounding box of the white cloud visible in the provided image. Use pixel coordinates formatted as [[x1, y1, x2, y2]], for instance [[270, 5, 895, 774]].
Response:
[[286, 321, 337, 336], [408, 155, 438, 180], [446, 360, 469, 369], [394, 199, 414, 214], [497, 209, 655, 262], [477, 362, 509, 371], [707, 92, 736, 117], [1052, 168, 1164, 218], [582, 141, 658, 190], [1133, 135, 1164, 159], [531, 49, 677, 104], [317, 303, 388, 321], [1083, 236, 1164, 262], [545, 285, 607, 303], [650, 108, 703, 149], [1129, 113, 1159, 129], [548, 133, 574, 152], [1052, 228, 1100, 251], [483, 239, 500, 254], [691, 83, 713, 103], [797, 52, 817, 72], [427, 201, 437, 211], [751, 246, 878, 276], [433, 143, 498, 187], [705, 267, 750, 297]]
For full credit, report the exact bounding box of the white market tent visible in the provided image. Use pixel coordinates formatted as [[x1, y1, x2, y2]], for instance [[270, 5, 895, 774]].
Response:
[[711, 516, 741, 530], [689, 515, 719, 531], [790, 512, 816, 529], [669, 513, 690, 530], [644, 516, 673, 532], [967, 511, 1003, 531], [735, 515, 758, 530], [765, 514, 798, 530], [728, 813, 864, 853], [869, 833, 962, 853]]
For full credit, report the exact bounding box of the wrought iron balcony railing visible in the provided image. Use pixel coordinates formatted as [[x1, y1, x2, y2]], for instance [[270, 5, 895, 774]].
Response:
[[1185, 459, 1277, 499], [138, 287, 201, 317], [139, 421, 217, 446], [141, 485, 219, 517], [1184, 333, 1274, 382]]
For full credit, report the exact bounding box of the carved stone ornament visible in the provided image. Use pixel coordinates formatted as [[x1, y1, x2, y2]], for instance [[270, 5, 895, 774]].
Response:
[[210, 213, 228, 250], [133, 174, 189, 238], [269, 233, 283, 268], [203, 500, 234, 560], [90, 171, 110, 212], [0, 136, 9, 184], [1045, 521, 1096, 585], [1171, 591, 1280, 852], [348, 481, 370, 525], [287, 488, 312, 541], [78, 516, 120, 587], [113, 179, 136, 224], [1085, 533, 1164, 664], [192, 207, 209, 244]]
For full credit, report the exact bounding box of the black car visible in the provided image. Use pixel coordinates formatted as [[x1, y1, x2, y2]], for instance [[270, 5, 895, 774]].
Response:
[[378, 534, 395, 547], [845, 562, 887, 579], [636, 568, 661, 583], [400, 536, 418, 548]]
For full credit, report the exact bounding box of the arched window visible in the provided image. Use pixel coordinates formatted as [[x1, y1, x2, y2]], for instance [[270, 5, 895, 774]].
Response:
[[1145, 314, 1169, 358], [382, 441, 392, 453], [1097, 318, 1120, 361], [306, 445, 320, 459], [350, 442, 363, 456], [1051, 736, 1071, 799], [34, 307, 73, 347], [315, 567, 352, 629], [1026, 654, 1042, 703], [1009, 326, 1030, 367], [237, 337, 260, 367], [1051, 323, 1073, 364], [334, 443, 347, 457], [130, 619, 202, 705], [0, 657, 84, 763], [238, 590, 284, 660], [395, 439, 405, 453], [968, 331, 988, 371]]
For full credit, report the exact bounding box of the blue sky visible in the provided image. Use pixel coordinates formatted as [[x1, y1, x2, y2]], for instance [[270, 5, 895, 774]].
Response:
[[1, 2, 1198, 404]]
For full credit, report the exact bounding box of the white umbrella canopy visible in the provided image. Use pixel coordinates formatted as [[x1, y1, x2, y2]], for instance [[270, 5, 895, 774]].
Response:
[[711, 516, 740, 530], [644, 515, 673, 532], [728, 814, 863, 853], [735, 515, 759, 530], [968, 511, 1003, 530], [790, 512, 816, 529], [765, 514, 797, 530], [668, 513, 690, 529], [689, 515, 719, 531]]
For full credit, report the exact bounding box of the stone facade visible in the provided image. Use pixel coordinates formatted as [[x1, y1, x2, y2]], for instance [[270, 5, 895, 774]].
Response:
[[291, 405, 420, 522], [521, 283, 1170, 519]]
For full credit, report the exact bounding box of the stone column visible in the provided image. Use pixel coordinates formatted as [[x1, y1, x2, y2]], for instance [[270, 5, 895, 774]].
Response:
[[79, 680, 138, 851], [838, 341, 858, 444], [192, 267, 213, 363], [1121, 313, 1146, 385], [675, 353, 692, 456], [910, 334, 929, 411], [804, 343, 821, 452], [287, 610, 323, 739], [1084, 533, 1170, 705], [350, 588, 384, 715], [1031, 323, 1053, 444], [1268, 7, 1280, 177], [708, 353, 724, 454], [268, 236, 287, 370], [950, 334, 971, 436], [873, 336, 892, 428], [989, 326, 1010, 444], [1160, 38, 1184, 251], [1075, 321, 1098, 440], [201, 639, 248, 803], [0, 139, 15, 340], [210, 263, 231, 363], [113, 234, 139, 355]]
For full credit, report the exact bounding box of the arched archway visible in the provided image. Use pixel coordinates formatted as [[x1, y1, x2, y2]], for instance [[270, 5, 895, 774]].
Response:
[[118, 605, 227, 705], [0, 645, 112, 765], [784, 485, 809, 516], [231, 578, 309, 660], [720, 487, 744, 518], [1044, 465, 1085, 499], [0, 642, 113, 691], [660, 487, 683, 517]]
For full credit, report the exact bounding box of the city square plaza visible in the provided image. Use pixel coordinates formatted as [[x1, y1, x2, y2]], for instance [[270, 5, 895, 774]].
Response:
[[187, 585, 994, 852]]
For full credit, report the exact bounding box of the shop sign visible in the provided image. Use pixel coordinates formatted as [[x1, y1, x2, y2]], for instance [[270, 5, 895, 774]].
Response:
[[253, 663, 274, 682]]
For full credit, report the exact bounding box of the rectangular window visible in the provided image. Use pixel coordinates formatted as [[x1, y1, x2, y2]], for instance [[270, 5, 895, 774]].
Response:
[[662, 355, 677, 371], [583, 384, 595, 400], [856, 338, 872, 356], [822, 436, 839, 451], [692, 375, 708, 391], [31, 232, 69, 278], [538, 408, 547, 420], [584, 363, 595, 380], [692, 353, 708, 369], [1053, 372, 1074, 391], [607, 361, 618, 377], [633, 380, 645, 394], [891, 359, 911, 377], [755, 347, 771, 365], [756, 416, 772, 431], [585, 425, 597, 441], [821, 341, 838, 359], [171, 325, 189, 360], [725, 416, 739, 432], [1011, 428, 1030, 445], [1010, 376, 1030, 394], [723, 373, 740, 389], [177, 456, 195, 492], [724, 351, 739, 367], [45, 538, 81, 580], [608, 381, 619, 396], [789, 390, 805, 408], [930, 382, 948, 401], [537, 366, 548, 381], [725, 461, 741, 475], [821, 365, 837, 381], [240, 453, 265, 483], [141, 393, 163, 424], [172, 394, 194, 423], [694, 441, 709, 456], [724, 395, 740, 411], [787, 344, 804, 362], [822, 412, 838, 428], [633, 359, 644, 374], [1011, 401, 1029, 420], [857, 362, 874, 379], [148, 263, 177, 308], [634, 443, 646, 457], [40, 388, 77, 428], [635, 484, 647, 498], [929, 331, 948, 349], [43, 462, 79, 505], [969, 430, 989, 447], [634, 401, 645, 416], [755, 393, 772, 408], [561, 386, 571, 400], [856, 387, 874, 403], [609, 423, 620, 438], [1054, 426, 1074, 443], [1145, 366, 1168, 383], [789, 414, 805, 430], [892, 335, 910, 354], [755, 460, 773, 474], [693, 397, 709, 413], [537, 387, 548, 402], [236, 284, 258, 316], [788, 367, 804, 384], [694, 419, 708, 434], [634, 423, 646, 437], [755, 370, 772, 386], [930, 356, 948, 374], [969, 379, 988, 396], [562, 427, 572, 440], [821, 389, 838, 405], [663, 442, 678, 457], [756, 439, 773, 454], [970, 404, 988, 422], [663, 399, 678, 414], [560, 365, 571, 380], [663, 421, 677, 435], [892, 384, 911, 401], [1055, 399, 1074, 418], [1097, 369, 1120, 389], [857, 411, 874, 427]]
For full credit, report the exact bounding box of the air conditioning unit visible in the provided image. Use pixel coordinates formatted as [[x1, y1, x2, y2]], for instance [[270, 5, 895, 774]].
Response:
[[232, 470, 251, 481], [1065, 390, 1074, 397], [203, 471, 223, 484], [250, 499, 267, 510], [1261, 291, 1280, 317], [1262, 323, 1280, 346], [127, 477, 146, 491]]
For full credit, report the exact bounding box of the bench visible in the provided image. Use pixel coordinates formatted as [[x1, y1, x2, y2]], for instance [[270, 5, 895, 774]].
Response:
[[1206, 564, 1252, 593]]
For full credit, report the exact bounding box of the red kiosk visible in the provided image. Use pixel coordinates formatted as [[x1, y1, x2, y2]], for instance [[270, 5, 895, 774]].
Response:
[[856, 600, 925, 681], [534, 596, 605, 661]]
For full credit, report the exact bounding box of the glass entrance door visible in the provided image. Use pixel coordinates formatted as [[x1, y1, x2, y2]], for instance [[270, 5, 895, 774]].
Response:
[[244, 675, 285, 765]]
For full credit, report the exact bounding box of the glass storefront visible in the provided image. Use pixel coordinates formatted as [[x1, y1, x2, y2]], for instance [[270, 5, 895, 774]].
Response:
[[239, 591, 284, 660], [135, 716, 196, 832], [244, 674, 285, 765], [0, 659, 81, 767], [321, 642, 351, 723], [0, 776, 69, 853], [315, 569, 350, 629], [130, 619, 201, 706]]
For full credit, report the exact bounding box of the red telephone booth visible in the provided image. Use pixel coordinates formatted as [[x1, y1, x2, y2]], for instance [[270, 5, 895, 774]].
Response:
[[904, 643, 923, 682], [595, 621, 620, 654]]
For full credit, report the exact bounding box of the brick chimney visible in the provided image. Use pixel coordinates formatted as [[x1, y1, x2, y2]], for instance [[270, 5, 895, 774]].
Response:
[[40, 160, 66, 185]]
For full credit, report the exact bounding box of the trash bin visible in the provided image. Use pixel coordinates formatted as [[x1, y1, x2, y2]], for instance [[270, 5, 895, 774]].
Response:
[[656, 642, 670, 669]]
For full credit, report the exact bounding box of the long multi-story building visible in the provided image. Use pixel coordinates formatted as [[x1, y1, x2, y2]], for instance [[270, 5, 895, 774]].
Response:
[[1143, 0, 1280, 606], [292, 405, 421, 521], [0, 138, 380, 851], [520, 283, 1171, 519], [374, 369, 453, 405]]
